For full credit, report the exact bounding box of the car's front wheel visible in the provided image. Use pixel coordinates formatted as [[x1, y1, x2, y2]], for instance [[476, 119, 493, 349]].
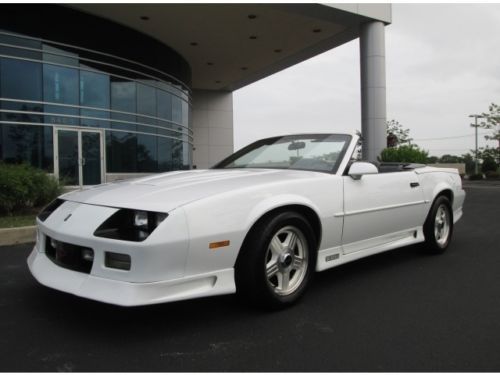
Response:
[[423, 195, 453, 253], [235, 211, 317, 309]]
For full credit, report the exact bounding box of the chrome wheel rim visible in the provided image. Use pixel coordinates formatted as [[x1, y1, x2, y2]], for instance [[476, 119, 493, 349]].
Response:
[[265, 225, 308, 296], [434, 204, 450, 247]]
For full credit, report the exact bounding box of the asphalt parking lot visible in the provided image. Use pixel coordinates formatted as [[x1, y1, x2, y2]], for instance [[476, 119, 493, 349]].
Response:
[[1, 183, 499, 372]]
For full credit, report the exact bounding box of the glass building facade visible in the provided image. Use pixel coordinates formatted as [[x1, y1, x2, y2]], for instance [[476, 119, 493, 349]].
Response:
[[0, 6, 192, 186]]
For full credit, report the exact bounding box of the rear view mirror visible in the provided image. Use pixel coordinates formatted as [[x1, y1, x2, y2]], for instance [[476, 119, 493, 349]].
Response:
[[288, 141, 306, 151]]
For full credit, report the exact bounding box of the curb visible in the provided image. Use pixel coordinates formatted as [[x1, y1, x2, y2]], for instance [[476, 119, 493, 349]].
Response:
[[0, 226, 36, 247]]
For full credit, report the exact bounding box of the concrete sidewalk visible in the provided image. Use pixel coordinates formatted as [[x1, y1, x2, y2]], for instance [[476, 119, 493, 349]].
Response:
[[0, 226, 35, 247]]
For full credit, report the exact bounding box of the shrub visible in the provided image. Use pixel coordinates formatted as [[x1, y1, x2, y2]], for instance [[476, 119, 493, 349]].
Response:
[[380, 145, 429, 164], [468, 173, 484, 181], [481, 156, 498, 173], [0, 162, 62, 215]]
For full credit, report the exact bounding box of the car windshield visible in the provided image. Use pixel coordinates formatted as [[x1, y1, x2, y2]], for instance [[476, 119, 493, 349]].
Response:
[[213, 134, 351, 173]]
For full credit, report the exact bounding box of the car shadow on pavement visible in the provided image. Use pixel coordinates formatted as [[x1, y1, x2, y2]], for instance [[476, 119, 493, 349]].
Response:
[[23, 243, 428, 339]]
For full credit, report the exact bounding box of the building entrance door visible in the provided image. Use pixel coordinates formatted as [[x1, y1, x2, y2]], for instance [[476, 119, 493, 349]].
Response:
[[54, 128, 104, 187]]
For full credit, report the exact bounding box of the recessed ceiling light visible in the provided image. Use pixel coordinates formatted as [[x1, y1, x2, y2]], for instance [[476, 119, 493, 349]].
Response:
[[140, 16, 150, 21], [312, 28, 322, 33], [248, 14, 257, 19], [274, 49, 282, 53], [190, 42, 198, 46], [249, 35, 257, 40]]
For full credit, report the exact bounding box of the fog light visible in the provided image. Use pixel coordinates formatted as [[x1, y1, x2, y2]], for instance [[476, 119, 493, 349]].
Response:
[[105, 252, 131, 271], [81, 248, 94, 262]]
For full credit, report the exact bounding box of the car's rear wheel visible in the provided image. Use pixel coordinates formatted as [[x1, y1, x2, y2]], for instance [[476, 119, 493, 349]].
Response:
[[423, 195, 453, 253], [235, 211, 317, 309]]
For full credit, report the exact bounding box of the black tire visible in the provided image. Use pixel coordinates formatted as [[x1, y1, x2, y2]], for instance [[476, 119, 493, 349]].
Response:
[[235, 211, 317, 309], [423, 195, 453, 254]]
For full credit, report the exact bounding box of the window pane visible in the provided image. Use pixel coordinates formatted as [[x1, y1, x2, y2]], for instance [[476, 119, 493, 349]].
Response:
[[110, 79, 136, 132], [137, 133, 157, 172], [0, 34, 42, 60], [0, 124, 52, 171], [80, 71, 110, 108], [172, 139, 183, 170], [43, 64, 79, 104], [137, 82, 156, 134], [158, 135, 173, 172], [1, 58, 42, 101], [57, 129, 79, 185], [106, 131, 137, 173], [182, 100, 189, 126], [0, 58, 43, 123], [137, 83, 156, 116], [43, 44, 79, 66], [80, 70, 110, 128], [157, 90, 172, 121], [172, 96, 182, 124], [43, 64, 79, 126]]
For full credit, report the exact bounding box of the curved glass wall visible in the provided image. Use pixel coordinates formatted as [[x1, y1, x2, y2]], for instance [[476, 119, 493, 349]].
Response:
[[0, 30, 192, 180]]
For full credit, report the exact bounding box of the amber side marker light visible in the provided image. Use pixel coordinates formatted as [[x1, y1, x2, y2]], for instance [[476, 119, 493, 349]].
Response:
[[209, 240, 230, 250]]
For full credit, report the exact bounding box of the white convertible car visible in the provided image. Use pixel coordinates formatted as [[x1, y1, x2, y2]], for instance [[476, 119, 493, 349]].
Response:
[[28, 133, 465, 308]]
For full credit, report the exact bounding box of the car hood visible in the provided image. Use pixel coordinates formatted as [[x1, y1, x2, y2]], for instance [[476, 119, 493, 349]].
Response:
[[62, 169, 322, 212]]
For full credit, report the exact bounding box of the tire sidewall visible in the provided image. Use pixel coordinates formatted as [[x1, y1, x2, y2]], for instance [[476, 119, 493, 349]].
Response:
[[424, 196, 453, 252], [238, 211, 317, 308]]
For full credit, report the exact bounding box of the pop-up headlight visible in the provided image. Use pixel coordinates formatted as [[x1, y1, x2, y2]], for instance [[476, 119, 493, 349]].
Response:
[[37, 199, 64, 222], [94, 209, 168, 242]]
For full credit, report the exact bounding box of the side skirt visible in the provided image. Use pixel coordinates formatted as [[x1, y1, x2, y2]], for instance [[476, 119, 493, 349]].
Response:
[[315, 227, 425, 272]]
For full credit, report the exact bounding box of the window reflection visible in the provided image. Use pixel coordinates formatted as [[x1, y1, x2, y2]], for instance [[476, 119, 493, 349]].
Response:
[[106, 131, 137, 173], [157, 90, 172, 122], [111, 79, 136, 132], [0, 58, 43, 123], [0, 33, 42, 60], [43, 64, 79, 125], [137, 133, 158, 172], [0, 33, 191, 174], [0, 124, 53, 171], [80, 70, 110, 128]]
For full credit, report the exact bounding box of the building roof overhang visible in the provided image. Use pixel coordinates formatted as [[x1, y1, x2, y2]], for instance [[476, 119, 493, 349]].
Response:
[[70, 3, 391, 91]]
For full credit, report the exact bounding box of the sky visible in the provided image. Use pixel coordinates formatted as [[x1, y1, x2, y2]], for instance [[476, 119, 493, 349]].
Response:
[[233, 3, 500, 157]]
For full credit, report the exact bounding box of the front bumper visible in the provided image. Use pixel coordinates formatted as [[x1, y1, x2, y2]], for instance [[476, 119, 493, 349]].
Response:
[[27, 200, 236, 306], [28, 247, 235, 306]]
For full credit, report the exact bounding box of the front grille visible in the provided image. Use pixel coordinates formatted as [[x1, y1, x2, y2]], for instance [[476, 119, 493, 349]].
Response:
[[45, 236, 94, 274]]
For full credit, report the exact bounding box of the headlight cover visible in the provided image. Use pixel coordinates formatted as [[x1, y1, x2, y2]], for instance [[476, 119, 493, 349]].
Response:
[[94, 209, 168, 242]]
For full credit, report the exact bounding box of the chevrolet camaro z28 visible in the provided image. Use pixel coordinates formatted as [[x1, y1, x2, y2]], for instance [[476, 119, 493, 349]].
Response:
[[28, 133, 465, 308]]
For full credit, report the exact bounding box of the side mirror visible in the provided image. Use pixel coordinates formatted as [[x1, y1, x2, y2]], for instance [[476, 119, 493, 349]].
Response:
[[348, 162, 378, 180]]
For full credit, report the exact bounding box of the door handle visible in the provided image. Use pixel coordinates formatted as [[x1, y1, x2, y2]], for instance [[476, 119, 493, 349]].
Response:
[[410, 182, 420, 188]]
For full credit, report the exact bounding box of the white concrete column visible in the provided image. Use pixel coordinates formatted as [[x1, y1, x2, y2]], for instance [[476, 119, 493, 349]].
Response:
[[360, 21, 387, 161], [191, 90, 234, 169]]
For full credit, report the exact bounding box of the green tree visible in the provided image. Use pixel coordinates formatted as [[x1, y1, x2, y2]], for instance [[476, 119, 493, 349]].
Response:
[[479, 103, 500, 163], [386, 119, 413, 146], [439, 154, 464, 163], [481, 155, 498, 173], [426, 155, 439, 164], [477, 147, 499, 173], [461, 153, 476, 175]]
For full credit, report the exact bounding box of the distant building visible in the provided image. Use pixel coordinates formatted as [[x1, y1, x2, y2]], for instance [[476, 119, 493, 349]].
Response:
[[0, 4, 391, 187]]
